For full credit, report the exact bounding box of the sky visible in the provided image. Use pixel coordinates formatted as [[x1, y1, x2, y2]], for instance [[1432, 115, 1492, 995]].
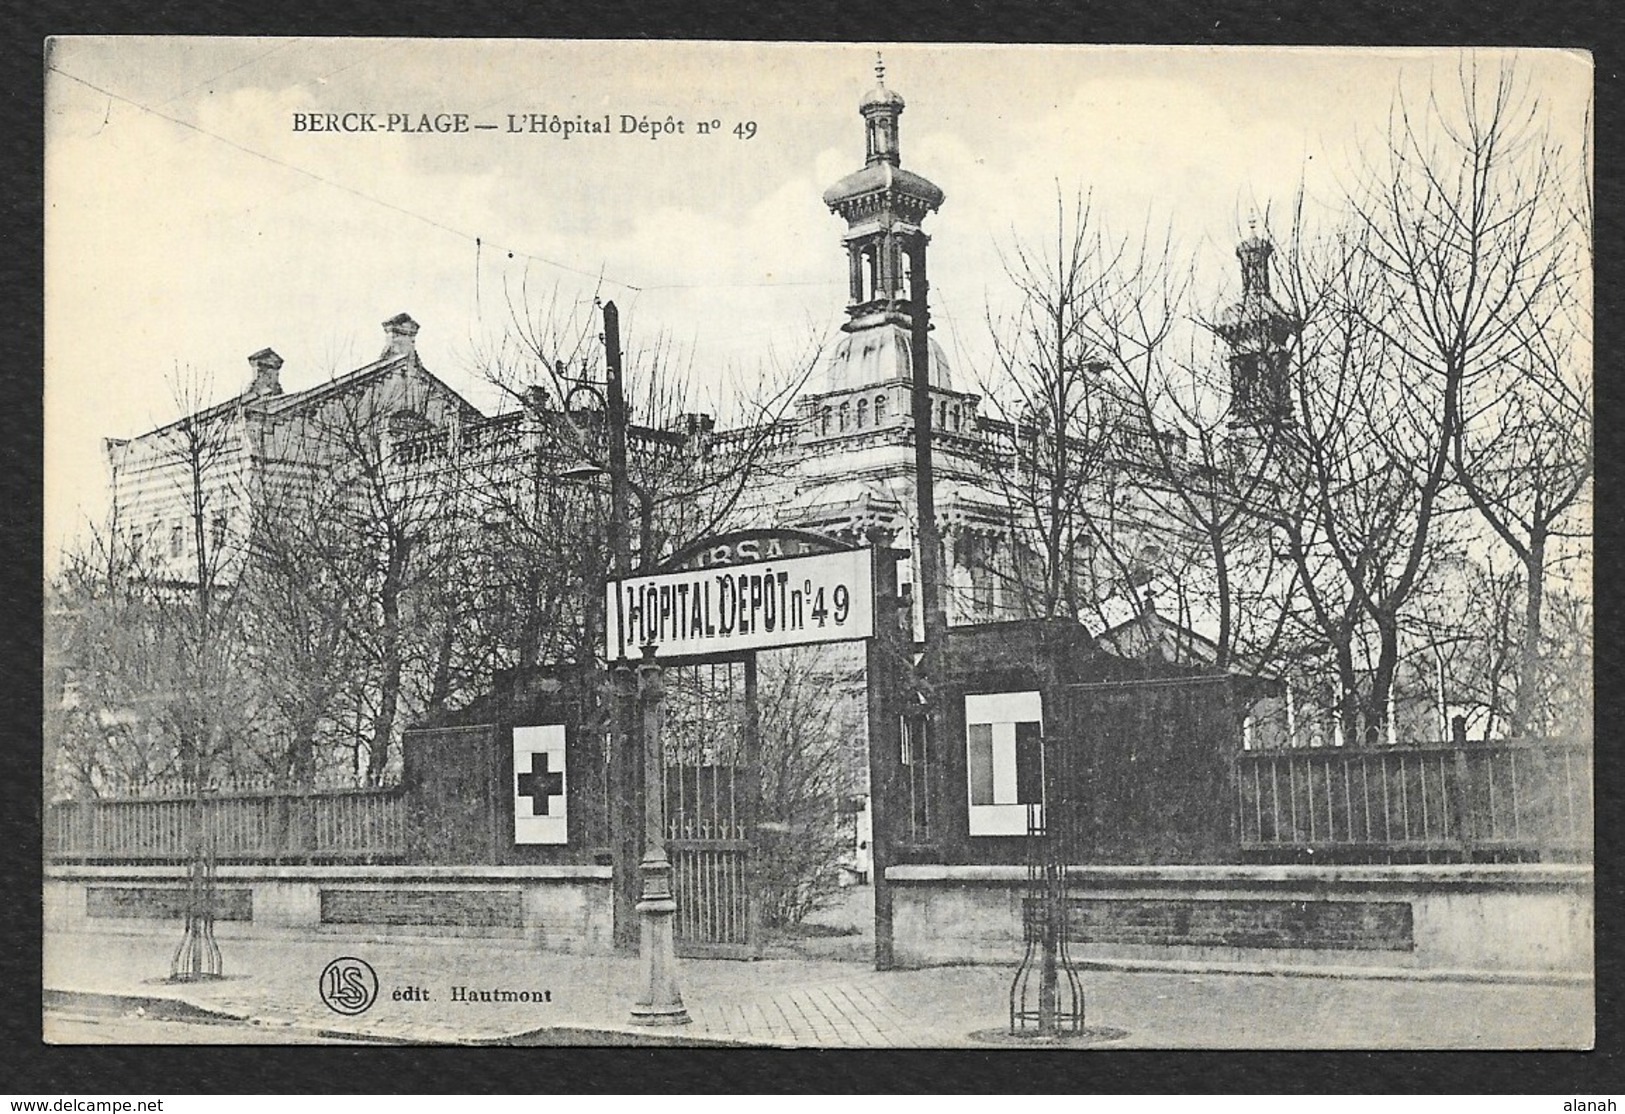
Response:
[[42, 39, 1593, 560]]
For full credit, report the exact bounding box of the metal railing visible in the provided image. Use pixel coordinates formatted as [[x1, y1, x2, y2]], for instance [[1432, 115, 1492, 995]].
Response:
[[46, 785, 406, 864], [1234, 737, 1592, 862]]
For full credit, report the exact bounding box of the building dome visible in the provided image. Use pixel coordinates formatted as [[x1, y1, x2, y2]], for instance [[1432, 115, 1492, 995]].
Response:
[[823, 321, 953, 392], [860, 81, 905, 111]]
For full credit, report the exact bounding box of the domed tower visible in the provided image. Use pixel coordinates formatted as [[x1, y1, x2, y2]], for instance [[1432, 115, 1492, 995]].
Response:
[[820, 56, 952, 392], [763, 60, 1013, 632], [1215, 220, 1298, 430]]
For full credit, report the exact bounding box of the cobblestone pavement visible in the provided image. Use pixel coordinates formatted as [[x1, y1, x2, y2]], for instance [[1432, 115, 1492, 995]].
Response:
[[42, 928, 1594, 1049]]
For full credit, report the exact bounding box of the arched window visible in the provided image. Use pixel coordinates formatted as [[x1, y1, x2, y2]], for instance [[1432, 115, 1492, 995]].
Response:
[[875, 394, 888, 423], [856, 399, 869, 428], [820, 407, 832, 436], [938, 400, 948, 429], [838, 402, 850, 432], [949, 404, 960, 431]]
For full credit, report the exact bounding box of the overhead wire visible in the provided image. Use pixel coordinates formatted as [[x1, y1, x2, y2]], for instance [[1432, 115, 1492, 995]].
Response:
[[49, 63, 642, 292], [50, 62, 850, 301], [154, 38, 304, 107]]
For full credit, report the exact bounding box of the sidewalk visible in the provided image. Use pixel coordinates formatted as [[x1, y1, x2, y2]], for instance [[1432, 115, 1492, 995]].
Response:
[[41, 927, 1594, 1049]]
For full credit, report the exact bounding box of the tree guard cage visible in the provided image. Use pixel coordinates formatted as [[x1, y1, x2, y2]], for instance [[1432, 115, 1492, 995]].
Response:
[[169, 836, 223, 982], [1009, 731, 1085, 1037]]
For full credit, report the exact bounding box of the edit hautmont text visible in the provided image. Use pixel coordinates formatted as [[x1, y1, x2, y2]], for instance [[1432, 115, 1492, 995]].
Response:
[[450, 986, 553, 1004]]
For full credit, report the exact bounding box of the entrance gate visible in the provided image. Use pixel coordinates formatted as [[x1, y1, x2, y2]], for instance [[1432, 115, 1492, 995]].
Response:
[[661, 658, 758, 958], [606, 530, 894, 963]]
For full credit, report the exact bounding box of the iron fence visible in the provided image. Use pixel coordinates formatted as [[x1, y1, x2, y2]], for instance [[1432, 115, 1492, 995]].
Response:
[[1234, 737, 1592, 862], [47, 785, 406, 864]]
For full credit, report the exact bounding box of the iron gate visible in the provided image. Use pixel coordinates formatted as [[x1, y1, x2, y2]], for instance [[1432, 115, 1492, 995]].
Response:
[[660, 657, 760, 958]]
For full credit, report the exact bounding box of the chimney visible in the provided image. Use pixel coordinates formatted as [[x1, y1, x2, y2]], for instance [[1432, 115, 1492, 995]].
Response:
[[381, 313, 420, 360], [522, 384, 553, 415], [245, 348, 284, 398]]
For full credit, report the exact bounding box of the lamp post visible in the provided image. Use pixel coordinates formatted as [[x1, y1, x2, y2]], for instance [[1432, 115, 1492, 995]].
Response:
[[630, 641, 689, 1024], [559, 301, 689, 1025]]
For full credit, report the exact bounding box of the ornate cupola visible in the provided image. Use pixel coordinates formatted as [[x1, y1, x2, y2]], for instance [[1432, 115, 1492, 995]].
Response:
[[820, 56, 951, 392], [1215, 218, 1298, 430]]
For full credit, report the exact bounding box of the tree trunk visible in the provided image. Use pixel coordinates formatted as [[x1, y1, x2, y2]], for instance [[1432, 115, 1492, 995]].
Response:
[[367, 550, 405, 786], [1511, 530, 1548, 738], [1334, 637, 1360, 746], [1365, 618, 1400, 747]]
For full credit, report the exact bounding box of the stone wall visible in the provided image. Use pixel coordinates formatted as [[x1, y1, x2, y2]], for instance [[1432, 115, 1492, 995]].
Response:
[[887, 863, 1593, 977], [46, 865, 614, 954]]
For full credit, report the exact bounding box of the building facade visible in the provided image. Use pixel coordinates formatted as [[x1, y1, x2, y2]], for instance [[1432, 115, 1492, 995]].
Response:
[[82, 66, 1285, 796]]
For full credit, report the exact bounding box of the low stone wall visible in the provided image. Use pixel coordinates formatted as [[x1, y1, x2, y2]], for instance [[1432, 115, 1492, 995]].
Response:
[[886, 863, 1593, 978], [46, 864, 614, 954]]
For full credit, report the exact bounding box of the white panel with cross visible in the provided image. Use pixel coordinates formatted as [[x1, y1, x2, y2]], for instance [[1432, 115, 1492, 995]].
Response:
[[513, 725, 568, 845]]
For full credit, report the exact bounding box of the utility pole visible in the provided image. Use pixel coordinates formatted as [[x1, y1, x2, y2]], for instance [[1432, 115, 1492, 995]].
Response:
[[897, 235, 948, 970], [907, 237, 948, 674], [907, 243, 948, 720], [602, 302, 641, 954]]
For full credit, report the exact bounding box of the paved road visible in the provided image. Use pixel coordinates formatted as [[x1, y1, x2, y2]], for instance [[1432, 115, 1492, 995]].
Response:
[[42, 928, 1593, 1049], [44, 1005, 358, 1044]]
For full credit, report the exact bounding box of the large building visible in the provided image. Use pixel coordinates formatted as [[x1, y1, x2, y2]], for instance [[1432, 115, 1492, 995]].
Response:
[[103, 313, 477, 589], [84, 65, 1281, 792]]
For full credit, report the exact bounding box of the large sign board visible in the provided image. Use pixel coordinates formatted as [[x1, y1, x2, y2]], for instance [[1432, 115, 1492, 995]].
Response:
[[605, 547, 874, 659]]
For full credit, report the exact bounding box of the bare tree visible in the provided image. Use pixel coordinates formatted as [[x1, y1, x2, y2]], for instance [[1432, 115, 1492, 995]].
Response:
[[301, 388, 463, 785], [1443, 94, 1592, 736], [49, 367, 254, 795], [238, 478, 364, 788], [461, 285, 817, 670], [1265, 211, 1433, 742], [753, 646, 864, 930], [1081, 216, 1298, 673], [983, 193, 1298, 676], [980, 192, 1122, 623], [47, 527, 183, 795], [1342, 61, 1579, 741]]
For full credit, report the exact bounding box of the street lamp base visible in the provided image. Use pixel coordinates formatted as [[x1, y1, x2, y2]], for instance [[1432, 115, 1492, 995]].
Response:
[[630, 859, 691, 1026], [629, 1003, 693, 1026]]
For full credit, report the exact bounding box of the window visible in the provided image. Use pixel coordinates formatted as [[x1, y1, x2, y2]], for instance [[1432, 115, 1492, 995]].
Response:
[[820, 408, 832, 436], [838, 402, 850, 432], [949, 404, 960, 430], [169, 523, 185, 558], [856, 399, 869, 428], [129, 530, 143, 560], [965, 691, 1044, 836], [875, 394, 888, 423], [211, 514, 228, 553]]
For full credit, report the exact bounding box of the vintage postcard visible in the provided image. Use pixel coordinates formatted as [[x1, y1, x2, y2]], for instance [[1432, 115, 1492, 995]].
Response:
[[42, 39, 1593, 1051]]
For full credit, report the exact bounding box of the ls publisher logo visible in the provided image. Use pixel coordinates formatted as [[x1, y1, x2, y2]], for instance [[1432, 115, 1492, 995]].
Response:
[[319, 957, 379, 1016]]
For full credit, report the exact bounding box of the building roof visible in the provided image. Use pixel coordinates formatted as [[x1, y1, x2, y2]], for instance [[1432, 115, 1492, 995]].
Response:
[[822, 320, 954, 392], [119, 331, 482, 450], [1096, 607, 1220, 666], [821, 160, 945, 214]]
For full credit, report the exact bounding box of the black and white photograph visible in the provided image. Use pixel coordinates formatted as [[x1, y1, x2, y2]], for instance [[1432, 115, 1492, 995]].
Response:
[[41, 38, 1594, 1051]]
